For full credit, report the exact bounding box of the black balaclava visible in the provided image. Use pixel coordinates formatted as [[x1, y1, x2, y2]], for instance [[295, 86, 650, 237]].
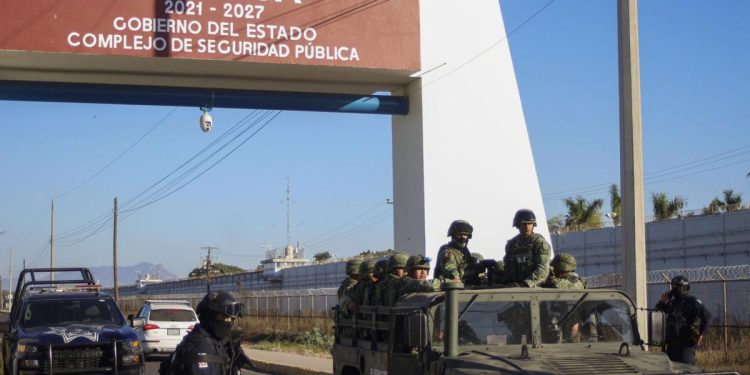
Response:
[[200, 312, 233, 339]]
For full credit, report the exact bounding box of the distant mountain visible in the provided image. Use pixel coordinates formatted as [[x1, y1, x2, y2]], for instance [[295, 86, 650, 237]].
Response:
[[89, 262, 179, 287]]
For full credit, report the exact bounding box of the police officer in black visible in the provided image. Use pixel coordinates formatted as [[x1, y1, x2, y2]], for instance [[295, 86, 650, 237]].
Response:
[[162, 290, 254, 374], [655, 275, 710, 365]]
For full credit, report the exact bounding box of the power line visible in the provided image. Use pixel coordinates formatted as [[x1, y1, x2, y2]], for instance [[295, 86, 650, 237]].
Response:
[[543, 143, 750, 201], [308, 207, 392, 249], [55, 108, 177, 199], [415, 0, 556, 91], [52, 110, 263, 244], [304, 199, 389, 243], [55, 111, 281, 247]]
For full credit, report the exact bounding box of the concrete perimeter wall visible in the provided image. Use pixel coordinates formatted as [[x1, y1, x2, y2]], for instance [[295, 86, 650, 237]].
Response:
[[552, 209, 750, 276]]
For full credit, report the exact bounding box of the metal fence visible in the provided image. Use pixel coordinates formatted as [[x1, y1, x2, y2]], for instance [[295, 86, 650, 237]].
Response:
[[586, 265, 750, 326], [119, 288, 338, 335], [118, 265, 750, 338]]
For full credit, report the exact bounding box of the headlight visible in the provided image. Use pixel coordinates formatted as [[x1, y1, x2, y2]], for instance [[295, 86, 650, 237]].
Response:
[[17, 344, 39, 353], [120, 354, 141, 364], [119, 340, 142, 364]]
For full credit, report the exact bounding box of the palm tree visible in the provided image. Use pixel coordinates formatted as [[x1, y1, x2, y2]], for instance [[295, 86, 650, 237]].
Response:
[[651, 192, 686, 221], [703, 197, 724, 215], [609, 184, 621, 226], [722, 189, 742, 211], [563, 196, 604, 231]]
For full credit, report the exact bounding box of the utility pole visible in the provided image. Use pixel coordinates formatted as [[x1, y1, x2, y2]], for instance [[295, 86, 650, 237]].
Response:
[[286, 175, 292, 247], [201, 246, 218, 293], [50, 200, 54, 282], [618, 0, 647, 337], [113, 197, 119, 303], [8, 247, 12, 310]]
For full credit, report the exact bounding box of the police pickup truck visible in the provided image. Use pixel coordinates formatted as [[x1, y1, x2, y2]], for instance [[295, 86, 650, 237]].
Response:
[[333, 282, 738, 375], [0, 268, 145, 375]]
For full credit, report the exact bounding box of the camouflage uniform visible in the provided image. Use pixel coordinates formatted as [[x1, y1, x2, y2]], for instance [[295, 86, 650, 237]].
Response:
[[439, 245, 472, 281], [337, 258, 362, 300], [542, 253, 585, 290], [378, 253, 409, 306], [544, 273, 586, 289], [368, 259, 389, 306], [343, 259, 377, 313], [398, 255, 442, 298], [399, 278, 441, 296], [434, 220, 473, 279], [503, 233, 551, 287], [541, 253, 588, 343]]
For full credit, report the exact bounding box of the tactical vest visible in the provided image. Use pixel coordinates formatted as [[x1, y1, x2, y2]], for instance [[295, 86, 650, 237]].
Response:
[[504, 233, 549, 284]]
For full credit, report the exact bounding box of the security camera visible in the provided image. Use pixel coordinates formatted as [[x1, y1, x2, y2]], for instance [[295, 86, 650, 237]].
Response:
[[199, 109, 213, 132]]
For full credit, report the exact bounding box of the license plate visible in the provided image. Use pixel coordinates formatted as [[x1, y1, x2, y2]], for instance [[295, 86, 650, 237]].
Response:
[[167, 329, 180, 336]]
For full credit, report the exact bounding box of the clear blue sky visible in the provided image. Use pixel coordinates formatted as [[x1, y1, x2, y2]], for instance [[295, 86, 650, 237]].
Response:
[[1, 1, 748, 277]]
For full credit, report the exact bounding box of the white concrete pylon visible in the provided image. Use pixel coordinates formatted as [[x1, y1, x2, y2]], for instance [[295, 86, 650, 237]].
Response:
[[392, 0, 550, 266]]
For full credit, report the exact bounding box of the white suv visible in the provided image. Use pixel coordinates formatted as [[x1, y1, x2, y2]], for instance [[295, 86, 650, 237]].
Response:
[[132, 300, 198, 356]]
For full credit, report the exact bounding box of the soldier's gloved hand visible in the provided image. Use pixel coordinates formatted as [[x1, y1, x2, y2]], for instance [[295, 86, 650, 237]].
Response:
[[522, 279, 535, 288], [659, 291, 670, 303]]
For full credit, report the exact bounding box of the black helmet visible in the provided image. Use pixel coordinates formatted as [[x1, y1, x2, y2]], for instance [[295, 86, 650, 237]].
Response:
[[447, 220, 473, 238], [670, 275, 690, 294], [513, 209, 537, 227], [196, 290, 244, 318]]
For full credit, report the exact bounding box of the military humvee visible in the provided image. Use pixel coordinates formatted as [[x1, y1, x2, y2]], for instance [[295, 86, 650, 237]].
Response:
[[333, 283, 737, 375]]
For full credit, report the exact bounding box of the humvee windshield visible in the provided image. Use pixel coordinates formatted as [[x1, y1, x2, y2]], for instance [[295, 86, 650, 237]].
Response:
[[431, 291, 635, 348], [22, 298, 124, 328]]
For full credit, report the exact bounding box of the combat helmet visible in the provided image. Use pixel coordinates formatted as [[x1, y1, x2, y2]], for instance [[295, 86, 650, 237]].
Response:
[[406, 254, 432, 273], [512, 209, 537, 227], [670, 275, 690, 295], [447, 220, 473, 238], [359, 259, 376, 275], [346, 258, 362, 276], [196, 290, 244, 318], [387, 252, 409, 272], [551, 253, 577, 273], [373, 259, 389, 280]]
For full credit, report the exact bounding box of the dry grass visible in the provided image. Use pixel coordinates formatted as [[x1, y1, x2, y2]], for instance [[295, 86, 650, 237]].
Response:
[[695, 327, 749, 374]]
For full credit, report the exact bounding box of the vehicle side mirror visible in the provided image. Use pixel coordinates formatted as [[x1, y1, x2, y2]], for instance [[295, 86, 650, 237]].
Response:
[[0, 321, 9, 334], [405, 312, 430, 350], [648, 311, 666, 347], [127, 314, 134, 321], [131, 317, 146, 329]]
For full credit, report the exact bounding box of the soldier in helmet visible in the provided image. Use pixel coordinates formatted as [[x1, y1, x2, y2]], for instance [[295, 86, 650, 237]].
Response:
[[542, 253, 585, 289], [338, 258, 362, 301], [435, 220, 474, 281], [399, 255, 442, 297], [378, 252, 410, 306], [343, 259, 377, 314], [655, 275, 710, 365], [370, 259, 389, 306], [539, 254, 587, 343], [162, 290, 254, 374], [503, 209, 552, 287]]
